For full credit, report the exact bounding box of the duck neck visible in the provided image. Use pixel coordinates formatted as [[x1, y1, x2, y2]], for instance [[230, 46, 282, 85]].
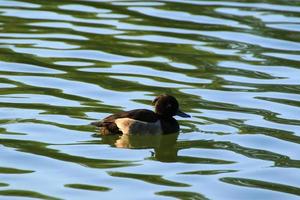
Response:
[[157, 114, 174, 120]]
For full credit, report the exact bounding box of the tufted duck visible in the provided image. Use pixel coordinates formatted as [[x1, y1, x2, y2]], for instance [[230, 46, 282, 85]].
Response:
[[91, 94, 190, 135]]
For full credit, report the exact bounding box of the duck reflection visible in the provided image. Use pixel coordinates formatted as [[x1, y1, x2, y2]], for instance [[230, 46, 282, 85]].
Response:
[[101, 133, 179, 162]]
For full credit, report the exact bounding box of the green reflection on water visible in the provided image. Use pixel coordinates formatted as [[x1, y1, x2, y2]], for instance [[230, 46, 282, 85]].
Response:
[[221, 177, 300, 197], [157, 190, 209, 200], [1, 139, 138, 169], [108, 171, 190, 187], [64, 183, 111, 192], [0, 183, 9, 187], [0, 167, 34, 174], [0, 190, 61, 200]]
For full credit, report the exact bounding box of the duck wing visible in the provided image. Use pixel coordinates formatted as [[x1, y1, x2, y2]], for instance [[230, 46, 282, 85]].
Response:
[[91, 109, 158, 135], [97, 109, 158, 124]]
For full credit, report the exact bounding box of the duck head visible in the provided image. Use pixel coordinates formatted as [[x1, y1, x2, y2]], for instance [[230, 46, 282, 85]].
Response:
[[152, 94, 191, 118]]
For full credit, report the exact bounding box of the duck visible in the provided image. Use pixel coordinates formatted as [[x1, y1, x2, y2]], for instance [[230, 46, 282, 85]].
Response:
[[91, 94, 190, 135]]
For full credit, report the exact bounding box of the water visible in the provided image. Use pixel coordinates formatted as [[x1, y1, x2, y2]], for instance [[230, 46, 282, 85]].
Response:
[[0, 0, 300, 199]]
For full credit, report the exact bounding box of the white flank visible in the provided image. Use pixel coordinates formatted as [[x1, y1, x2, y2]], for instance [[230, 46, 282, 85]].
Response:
[[114, 118, 162, 135]]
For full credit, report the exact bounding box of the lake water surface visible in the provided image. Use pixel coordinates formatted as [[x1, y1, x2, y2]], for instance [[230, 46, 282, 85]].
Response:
[[1, 0, 300, 199]]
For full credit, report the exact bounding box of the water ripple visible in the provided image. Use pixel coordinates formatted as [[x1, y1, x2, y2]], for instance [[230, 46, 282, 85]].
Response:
[[1, 0, 300, 199]]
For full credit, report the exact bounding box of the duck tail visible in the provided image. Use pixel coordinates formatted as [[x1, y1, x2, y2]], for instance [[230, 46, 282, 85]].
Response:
[[90, 121, 104, 127], [91, 121, 122, 135]]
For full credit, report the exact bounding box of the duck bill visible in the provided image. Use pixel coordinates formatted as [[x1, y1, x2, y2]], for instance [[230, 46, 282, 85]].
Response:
[[176, 110, 191, 118]]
